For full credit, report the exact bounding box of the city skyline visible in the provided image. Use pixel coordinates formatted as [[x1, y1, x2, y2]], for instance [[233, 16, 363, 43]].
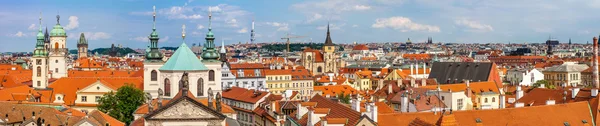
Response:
[[2, 0, 600, 52]]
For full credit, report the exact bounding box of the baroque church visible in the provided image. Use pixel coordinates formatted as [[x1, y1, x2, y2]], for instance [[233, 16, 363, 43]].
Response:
[[143, 6, 222, 99], [301, 24, 344, 75]]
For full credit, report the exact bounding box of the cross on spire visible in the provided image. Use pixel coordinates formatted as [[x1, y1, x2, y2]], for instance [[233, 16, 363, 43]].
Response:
[[208, 7, 212, 31]]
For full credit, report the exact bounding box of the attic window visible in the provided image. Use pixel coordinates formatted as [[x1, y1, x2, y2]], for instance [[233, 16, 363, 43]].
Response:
[[97, 86, 100, 90], [475, 118, 482, 123], [563, 122, 570, 126]]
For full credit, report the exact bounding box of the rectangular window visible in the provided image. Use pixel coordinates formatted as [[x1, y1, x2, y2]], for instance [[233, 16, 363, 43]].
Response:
[[82, 96, 87, 102], [457, 99, 464, 109], [95, 96, 101, 102]]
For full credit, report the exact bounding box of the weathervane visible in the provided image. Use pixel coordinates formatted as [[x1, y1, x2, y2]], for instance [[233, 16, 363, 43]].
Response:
[[208, 6, 212, 30], [182, 24, 186, 40]]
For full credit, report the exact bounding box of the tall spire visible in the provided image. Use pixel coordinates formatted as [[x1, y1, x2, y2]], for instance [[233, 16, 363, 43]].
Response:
[[153, 6, 156, 31], [324, 22, 334, 46], [146, 5, 163, 61], [201, 6, 219, 62], [34, 12, 48, 57], [220, 39, 226, 53], [251, 19, 255, 44], [208, 7, 212, 31]]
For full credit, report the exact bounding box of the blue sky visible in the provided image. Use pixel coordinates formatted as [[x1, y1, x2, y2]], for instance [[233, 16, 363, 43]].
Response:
[[1, 0, 599, 52]]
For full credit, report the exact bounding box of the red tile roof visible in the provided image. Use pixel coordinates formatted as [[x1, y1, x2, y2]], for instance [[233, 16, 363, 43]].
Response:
[[222, 87, 269, 103]]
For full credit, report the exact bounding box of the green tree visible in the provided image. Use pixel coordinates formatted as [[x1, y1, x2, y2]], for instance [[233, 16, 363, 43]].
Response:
[[337, 93, 351, 104], [97, 84, 145, 125], [532, 80, 555, 89]]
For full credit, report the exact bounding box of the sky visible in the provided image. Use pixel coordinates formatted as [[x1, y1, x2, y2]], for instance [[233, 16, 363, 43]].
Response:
[[1, 0, 600, 52]]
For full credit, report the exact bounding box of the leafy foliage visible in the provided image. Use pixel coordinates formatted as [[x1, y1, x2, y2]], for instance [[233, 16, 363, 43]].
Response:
[[90, 47, 138, 55], [532, 80, 555, 89], [337, 93, 351, 104], [97, 84, 145, 125]]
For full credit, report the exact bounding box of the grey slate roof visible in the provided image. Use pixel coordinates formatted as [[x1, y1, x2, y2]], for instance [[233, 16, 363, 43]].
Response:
[[543, 63, 589, 72], [428, 62, 493, 84]]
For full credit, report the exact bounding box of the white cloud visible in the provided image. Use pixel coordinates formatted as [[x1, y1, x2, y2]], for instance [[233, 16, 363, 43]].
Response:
[[28, 24, 37, 30], [64, 16, 79, 30], [354, 5, 371, 10], [317, 23, 345, 30], [352, 24, 359, 27], [159, 36, 170, 43], [8, 31, 27, 37], [454, 19, 493, 32], [307, 13, 323, 23], [84, 32, 111, 40], [191, 31, 203, 35], [372, 16, 440, 32], [265, 22, 290, 31], [226, 19, 239, 27], [237, 27, 248, 33], [197, 24, 205, 29], [130, 36, 148, 42]]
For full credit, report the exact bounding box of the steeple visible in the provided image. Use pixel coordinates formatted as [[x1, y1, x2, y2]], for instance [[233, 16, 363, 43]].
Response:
[[324, 22, 334, 46], [201, 7, 220, 62], [220, 40, 227, 62], [146, 5, 163, 62], [569, 38, 572, 45], [78, 33, 87, 44], [250, 19, 255, 44], [34, 12, 47, 57], [182, 24, 186, 42]]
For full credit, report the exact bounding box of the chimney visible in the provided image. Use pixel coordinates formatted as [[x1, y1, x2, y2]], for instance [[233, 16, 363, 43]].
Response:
[[351, 98, 360, 112], [410, 78, 416, 87], [546, 99, 555, 105], [415, 63, 419, 75], [423, 62, 427, 75], [401, 92, 409, 112], [572, 87, 580, 99], [388, 83, 393, 94], [370, 102, 378, 122], [322, 119, 327, 126], [421, 79, 426, 87], [515, 85, 523, 99], [499, 94, 505, 109], [31, 111, 35, 120], [515, 102, 524, 108], [466, 80, 472, 98], [397, 78, 403, 87], [593, 37, 599, 90], [410, 64, 414, 75]]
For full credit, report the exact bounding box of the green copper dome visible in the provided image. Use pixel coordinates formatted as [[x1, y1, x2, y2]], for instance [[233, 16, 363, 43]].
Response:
[[50, 15, 67, 37], [34, 17, 47, 57], [36, 30, 44, 40]]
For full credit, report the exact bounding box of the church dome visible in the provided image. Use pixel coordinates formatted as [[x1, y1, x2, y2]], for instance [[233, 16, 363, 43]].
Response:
[[50, 15, 67, 37]]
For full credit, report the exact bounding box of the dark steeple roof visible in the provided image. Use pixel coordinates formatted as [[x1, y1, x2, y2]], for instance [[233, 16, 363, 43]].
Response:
[[44, 27, 50, 43], [324, 23, 334, 46]]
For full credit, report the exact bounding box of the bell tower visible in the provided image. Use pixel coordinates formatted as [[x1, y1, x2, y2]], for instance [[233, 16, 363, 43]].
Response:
[[32, 13, 49, 89], [48, 15, 68, 78], [322, 23, 337, 73]]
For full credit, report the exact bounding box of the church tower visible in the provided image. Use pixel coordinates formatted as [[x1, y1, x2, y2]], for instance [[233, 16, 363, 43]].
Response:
[[77, 33, 88, 59], [49, 15, 68, 78], [200, 7, 223, 96], [322, 23, 337, 73], [144, 6, 166, 97], [32, 14, 49, 89]]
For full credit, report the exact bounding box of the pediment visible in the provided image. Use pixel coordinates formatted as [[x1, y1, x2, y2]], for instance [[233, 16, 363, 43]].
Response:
[[145, 97, 226, 121]]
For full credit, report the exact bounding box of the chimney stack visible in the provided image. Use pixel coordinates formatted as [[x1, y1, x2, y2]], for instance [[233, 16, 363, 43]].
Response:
[[593, 37, 599, 97]]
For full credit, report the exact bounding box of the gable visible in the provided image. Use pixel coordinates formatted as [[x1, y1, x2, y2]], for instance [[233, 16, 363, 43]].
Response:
[[78, 81, 115, 93], [145, 97, 226, 121]]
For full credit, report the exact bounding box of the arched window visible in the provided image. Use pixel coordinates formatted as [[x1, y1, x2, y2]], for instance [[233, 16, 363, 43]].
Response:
[[54, 43, 59, 49], [198, 78, 204, 96], [307, 55, 312, 60], [164, 78, 171, 96], [209, 70, 215, 81], [484, 98, 488, 103], [151, 70, 157, 81], [317, 66, 322, 73], [36, 66, 41, 77], [492, 97, 496, 102]]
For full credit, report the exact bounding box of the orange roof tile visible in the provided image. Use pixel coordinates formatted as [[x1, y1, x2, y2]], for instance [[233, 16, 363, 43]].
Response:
[[48, 77, 143, 105], [378, 101, 593, 126], [314, 85, 358, 96], [222, 87, 269, 103]]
